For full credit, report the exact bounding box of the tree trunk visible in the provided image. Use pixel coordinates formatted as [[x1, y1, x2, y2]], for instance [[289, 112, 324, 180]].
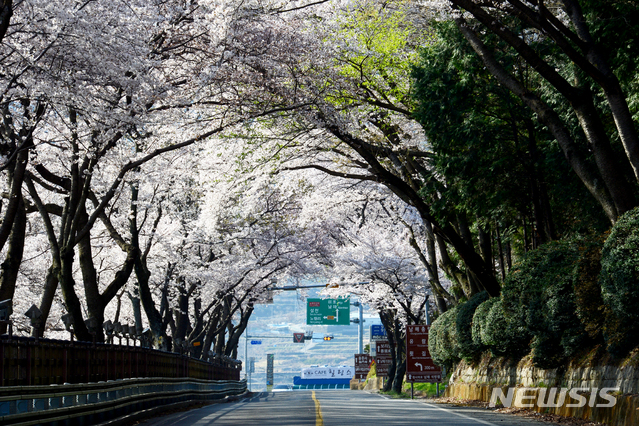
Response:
[[38, 266, 60, 338], [174, 283, 190, 344], [0, 197, 25, 334], [436, 235, 467, 301], [495, 224, 506, 282], [391, 321, 405, 393], [560, 0, 639, 184], [455, 16, 620, 223], [224, 305, 254, 357], [379, 310, 396, 392], [406, 223, 451, 312], [425, 229, 448, 313], [477, 224, 493, 274], [59, 247, 92, 342], [77, 210, 104, 342], [325, 123, 502, 296], [130, 290, 143, 335], [200, 306, 222, 359]]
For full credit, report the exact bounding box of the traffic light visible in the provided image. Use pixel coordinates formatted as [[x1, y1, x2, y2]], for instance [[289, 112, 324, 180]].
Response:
[[323, 334, 334, 341]]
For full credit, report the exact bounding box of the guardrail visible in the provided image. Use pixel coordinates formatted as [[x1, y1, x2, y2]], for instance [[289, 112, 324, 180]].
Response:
[[0, 377, 247, 426], [0, 335, 241, 386]]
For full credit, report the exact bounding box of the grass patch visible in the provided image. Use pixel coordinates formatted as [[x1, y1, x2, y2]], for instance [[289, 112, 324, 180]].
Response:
[[401, 381, 445, 397], [380, 390, 412, 399]]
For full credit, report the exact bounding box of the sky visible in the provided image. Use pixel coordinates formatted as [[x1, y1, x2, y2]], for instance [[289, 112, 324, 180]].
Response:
[[239, 285, 381, 391]]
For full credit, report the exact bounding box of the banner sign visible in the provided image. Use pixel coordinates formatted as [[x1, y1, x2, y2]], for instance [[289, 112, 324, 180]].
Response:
[[301, 366, 353, 379]]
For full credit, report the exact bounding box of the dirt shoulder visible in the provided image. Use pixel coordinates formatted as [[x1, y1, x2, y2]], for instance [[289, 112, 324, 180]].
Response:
[[424, 396, 607, 426]]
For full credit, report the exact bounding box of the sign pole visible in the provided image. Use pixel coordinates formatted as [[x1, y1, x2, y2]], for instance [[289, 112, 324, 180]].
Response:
[[358, 301, 363, 354], [244, 328, 248, 381], [426, 289, 438, 397], [425, 290, 431, 327]]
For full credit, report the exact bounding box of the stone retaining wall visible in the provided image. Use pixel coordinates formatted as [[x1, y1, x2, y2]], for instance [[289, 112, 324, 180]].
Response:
[[445, 356, 639, 426], [451, 356, 639, 393]]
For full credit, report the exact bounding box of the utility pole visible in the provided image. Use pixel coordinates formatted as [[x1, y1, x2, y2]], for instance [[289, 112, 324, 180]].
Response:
[[351, 301, 364, 354]]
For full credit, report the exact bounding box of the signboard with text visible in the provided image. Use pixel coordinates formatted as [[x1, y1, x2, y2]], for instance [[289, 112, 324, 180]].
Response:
[[406, 325, 442, 383], [354, 353, 373, 379], [306, 297, 350, 325], [301, 366, 353, 379], [370, 324, 388, 341], [375, 341, 392, 378]]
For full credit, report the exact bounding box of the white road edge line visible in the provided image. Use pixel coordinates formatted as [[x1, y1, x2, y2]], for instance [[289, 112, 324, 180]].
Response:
[[374, 394, 501, 426], [421, 402, 502, 426]]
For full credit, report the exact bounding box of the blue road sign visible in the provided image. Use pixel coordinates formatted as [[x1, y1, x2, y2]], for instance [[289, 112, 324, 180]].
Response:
[[370, 325, 387, 341], [250, 340, 262, 345]]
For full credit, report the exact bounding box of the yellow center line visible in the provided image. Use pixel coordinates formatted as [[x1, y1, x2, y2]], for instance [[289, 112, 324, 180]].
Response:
[[312, 391, 324, 426]]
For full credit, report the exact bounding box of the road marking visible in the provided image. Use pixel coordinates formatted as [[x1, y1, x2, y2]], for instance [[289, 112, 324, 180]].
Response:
[[312, 391, 324, 426], [375, 394, 501, 426], [422, 402, 501, 426]]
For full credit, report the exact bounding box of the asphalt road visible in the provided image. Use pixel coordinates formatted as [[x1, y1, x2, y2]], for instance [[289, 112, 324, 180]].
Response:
[[139, 391, 562, 426]]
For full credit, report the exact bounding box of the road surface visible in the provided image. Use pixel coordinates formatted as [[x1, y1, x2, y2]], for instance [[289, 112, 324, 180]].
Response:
[[139, 390, 562, 426]]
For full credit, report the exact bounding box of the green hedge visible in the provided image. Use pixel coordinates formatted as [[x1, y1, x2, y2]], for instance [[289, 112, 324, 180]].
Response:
[[431, 227, 639, 366], [500, 240, 588, 368], [430, 292, 488, 366], [456, 291, 489, 362], [434, 239, 601, 368], [478, 297, 530, 358], [429, 303, 461, 368], [471, 296, 496, 348], [600, 207, 639, 356]]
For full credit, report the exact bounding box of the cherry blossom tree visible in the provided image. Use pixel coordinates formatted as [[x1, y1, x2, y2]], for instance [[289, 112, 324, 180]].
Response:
[[214, 0, 503, 298], [0, 0, 246, 339]]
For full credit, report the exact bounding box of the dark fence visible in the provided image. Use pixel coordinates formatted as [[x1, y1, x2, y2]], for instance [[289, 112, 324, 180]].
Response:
[[0, 335, 241, 387]]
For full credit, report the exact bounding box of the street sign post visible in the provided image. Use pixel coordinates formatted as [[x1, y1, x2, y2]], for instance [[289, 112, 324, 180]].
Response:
[[375, 341, 392, 378], [266, 354, 274, 391], [306, 297, 350, 325], [405, 325, 442, 383], [354, 353, 373, 380], [293, 332, 305, 343]]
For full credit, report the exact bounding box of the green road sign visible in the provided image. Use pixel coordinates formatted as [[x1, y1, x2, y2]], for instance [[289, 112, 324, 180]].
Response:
[[306, 297, 350, 325]]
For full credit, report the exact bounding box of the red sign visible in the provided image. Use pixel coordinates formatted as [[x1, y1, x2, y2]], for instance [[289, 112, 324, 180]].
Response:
[[309, 301, 320, 307], [354, 353, 372, 379], [375, 341, 392, 378], [293, 332, 305, 343], [406, 325, 442, 383]]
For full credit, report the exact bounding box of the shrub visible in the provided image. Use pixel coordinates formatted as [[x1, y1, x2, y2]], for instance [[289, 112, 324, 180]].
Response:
[[456, 291, 489, 362], [472, 297, 497, 348], [501, 240, 588, 368], [429, 303, 461, 369], [480, 297, 530, 358], [434, 237, 606, 367], [573, 240, 605, 341], [600, 207, 639, 356]]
